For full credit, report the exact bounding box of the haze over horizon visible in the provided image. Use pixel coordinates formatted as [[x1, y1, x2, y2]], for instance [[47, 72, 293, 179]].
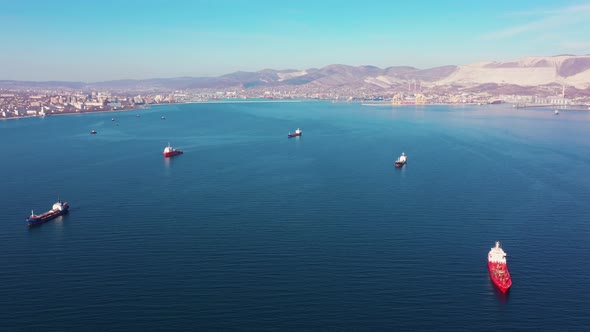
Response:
[[2, 0, 590, 82]]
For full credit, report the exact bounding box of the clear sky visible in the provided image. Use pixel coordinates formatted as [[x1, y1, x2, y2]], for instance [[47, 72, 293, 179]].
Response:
[[2, 0, 590, 81]]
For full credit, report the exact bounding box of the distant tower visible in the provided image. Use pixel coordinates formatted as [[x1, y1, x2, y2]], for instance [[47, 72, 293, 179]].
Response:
[[562, 84, 566, 98], [415, 93, 426, 104], [392, 91, 402, 105]]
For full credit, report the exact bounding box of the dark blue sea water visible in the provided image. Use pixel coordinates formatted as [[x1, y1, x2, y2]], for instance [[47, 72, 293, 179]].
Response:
[[1, 101, 589, 331]]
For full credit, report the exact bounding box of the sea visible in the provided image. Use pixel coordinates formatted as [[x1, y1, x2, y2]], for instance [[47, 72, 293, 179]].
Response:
[[1, 101, 589, 331]]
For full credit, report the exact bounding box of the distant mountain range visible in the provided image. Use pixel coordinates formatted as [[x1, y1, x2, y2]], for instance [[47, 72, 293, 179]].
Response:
[[2, 55, 590, 95]]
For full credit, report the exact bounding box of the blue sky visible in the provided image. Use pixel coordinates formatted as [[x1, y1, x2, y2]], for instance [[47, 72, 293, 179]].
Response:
[[1, 0, 590, 81]]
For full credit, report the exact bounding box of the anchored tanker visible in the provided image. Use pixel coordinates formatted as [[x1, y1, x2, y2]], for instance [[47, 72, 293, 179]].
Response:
[[395, 152, 407, 168], [26, 199, 69, 227], [488, 241, 513, 292], [288, 128, 302, 138]]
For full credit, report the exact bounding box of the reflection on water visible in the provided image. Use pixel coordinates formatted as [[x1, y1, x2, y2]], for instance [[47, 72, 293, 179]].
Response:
[[493, 283, 510, 304], [485, 278, 510, 304], [53, 215, 65, 227]]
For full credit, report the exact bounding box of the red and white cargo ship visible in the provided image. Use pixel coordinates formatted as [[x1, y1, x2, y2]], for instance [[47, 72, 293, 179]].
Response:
[[395, 152, 407, 168], [163, 143, 183, 158], [488, 241, 512, 292], [288, 128, 302, 138]]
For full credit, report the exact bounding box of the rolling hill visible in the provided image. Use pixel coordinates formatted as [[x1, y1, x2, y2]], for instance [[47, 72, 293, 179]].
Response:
[[2, 55, 590, 93]]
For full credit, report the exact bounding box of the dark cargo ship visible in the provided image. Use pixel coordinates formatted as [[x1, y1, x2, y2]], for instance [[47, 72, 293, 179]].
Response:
[[26, 199, 69, 226]]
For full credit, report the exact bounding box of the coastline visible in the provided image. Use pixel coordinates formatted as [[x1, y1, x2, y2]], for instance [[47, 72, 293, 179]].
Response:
[[4, 99, 589, 121], [0, 99, 307, 121], [0, 104, 150, 121], [361, 102, 590, 111]]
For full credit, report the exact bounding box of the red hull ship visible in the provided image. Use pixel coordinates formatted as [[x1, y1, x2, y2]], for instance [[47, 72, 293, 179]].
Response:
[[488, 241, 512, 292], [395, 152, 407, 168], [288, 128, 302, 138], [163, 143, 183, 158]]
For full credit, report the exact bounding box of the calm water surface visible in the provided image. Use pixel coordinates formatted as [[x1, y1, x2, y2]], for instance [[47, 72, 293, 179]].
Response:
[[1, 102, 589, 331]]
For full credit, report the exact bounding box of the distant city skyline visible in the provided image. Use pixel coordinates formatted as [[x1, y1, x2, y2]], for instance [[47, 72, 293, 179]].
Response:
[[2, 0, 590, 81]]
